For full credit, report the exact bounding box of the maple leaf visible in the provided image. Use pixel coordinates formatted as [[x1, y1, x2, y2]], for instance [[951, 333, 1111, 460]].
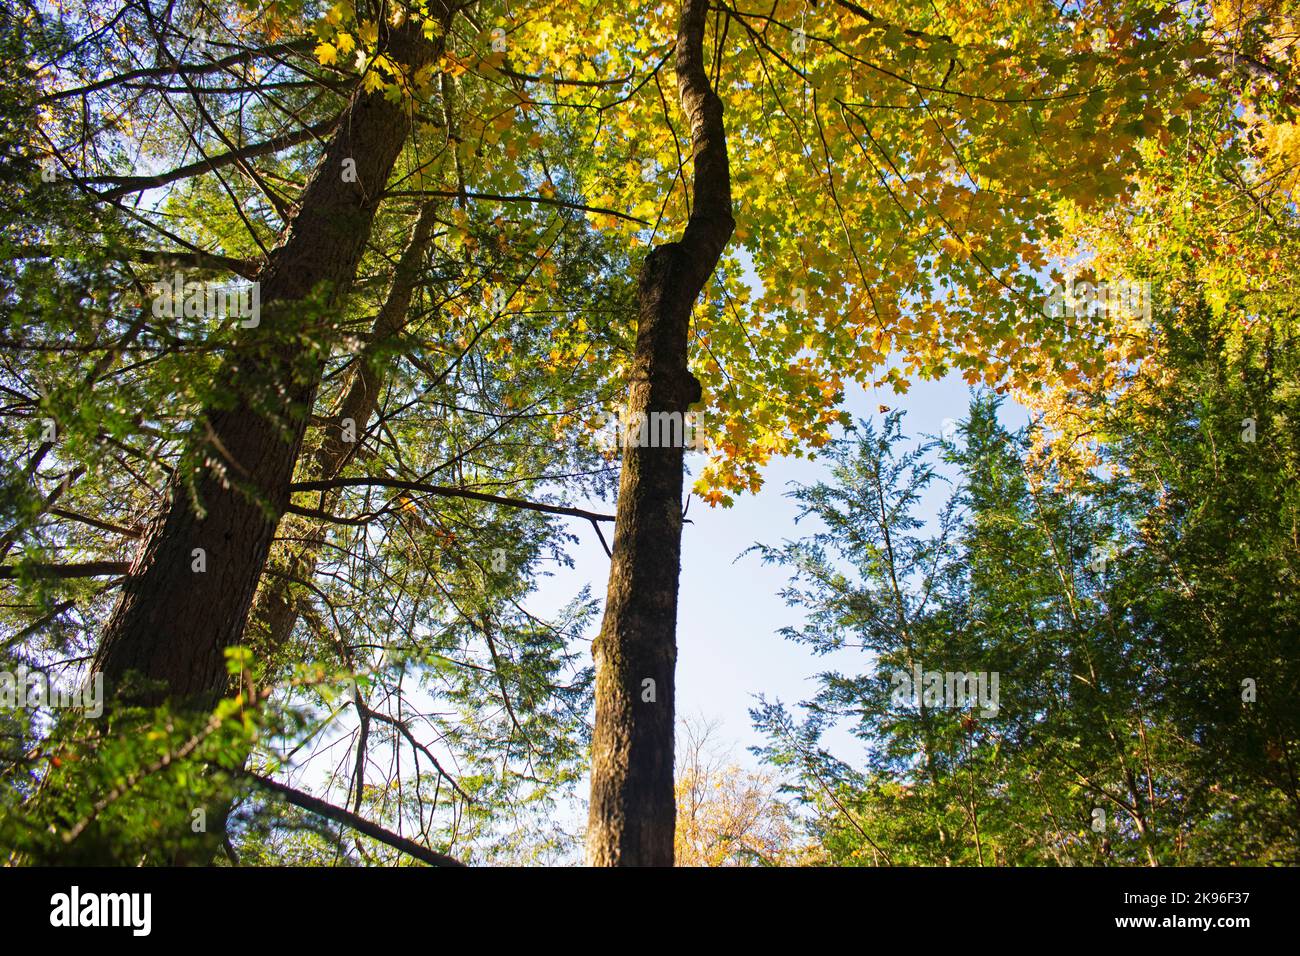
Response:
[[325, 1, 348, 27]]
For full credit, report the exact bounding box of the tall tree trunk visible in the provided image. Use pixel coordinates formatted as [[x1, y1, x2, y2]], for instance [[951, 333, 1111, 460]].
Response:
[[245, 199, 443, 682], [586, 0, 733, 867], [91, 17, 448, 709]]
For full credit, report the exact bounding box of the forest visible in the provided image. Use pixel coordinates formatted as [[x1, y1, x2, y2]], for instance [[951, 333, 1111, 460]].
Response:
[[0, 0, 1296, 869]]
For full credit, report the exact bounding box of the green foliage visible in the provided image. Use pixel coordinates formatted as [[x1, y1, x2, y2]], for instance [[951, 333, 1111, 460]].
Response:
[[754, 330, 1300, 863], [0, 2, 610, 864], [1, 0, 1294, 866], [1, 696, 264, 865]]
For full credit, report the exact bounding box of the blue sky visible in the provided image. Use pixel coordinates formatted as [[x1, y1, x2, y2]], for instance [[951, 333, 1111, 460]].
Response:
[[534, 370, 1034, 771]]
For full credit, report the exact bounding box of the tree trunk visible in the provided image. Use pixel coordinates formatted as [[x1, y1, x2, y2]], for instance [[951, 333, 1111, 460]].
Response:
[[91, 18, 446, 709], [586, 0, 733, 867], [244, 199, 443, 681]]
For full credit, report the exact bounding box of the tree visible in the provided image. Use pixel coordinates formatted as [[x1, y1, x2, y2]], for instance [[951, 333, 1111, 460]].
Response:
[[563, 0, 1207, 864], [586, 0, 734, 867], [753, 381, 1298, 865], [674, 716, 805, 866], [2, 0, 620, 864], [0, 0, 1262, 867], [90, 4, 452, 711]]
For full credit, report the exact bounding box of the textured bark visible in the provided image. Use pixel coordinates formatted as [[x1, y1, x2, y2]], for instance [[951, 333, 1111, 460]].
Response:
[[91, 19, 446, 709], [206, 205, 439, 859], [587, 0, 733, 866], [244, 199, 442, 680]]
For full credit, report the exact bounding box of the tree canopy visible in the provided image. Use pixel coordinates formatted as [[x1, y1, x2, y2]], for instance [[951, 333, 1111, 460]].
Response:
[[0, 0, 1294, 867]]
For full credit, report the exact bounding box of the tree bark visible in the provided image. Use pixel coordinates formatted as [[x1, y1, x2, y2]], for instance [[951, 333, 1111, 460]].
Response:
[[91, 17, 448, 709], [586, 0, 733, 866], [244, 199, 443, 682]]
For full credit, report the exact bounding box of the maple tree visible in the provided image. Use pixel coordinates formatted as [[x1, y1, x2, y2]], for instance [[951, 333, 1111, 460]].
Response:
[[0, 0, 1288, 869]]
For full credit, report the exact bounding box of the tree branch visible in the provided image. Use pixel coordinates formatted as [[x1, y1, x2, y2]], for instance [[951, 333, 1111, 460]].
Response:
[[12, 245, 259, 279], [240, 771, 465, 867], [290, 477, 615, 523], [39, 39, 315, 103], [0, 560, 131, 580], [383, 189, 650, 225], [84, 118, 337, 201]]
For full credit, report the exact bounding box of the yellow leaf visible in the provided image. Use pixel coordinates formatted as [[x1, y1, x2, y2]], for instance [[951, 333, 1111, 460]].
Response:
[[440, 52, 469, 77], [314, 41, 338, 66], [335, 32, 355, 56]]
